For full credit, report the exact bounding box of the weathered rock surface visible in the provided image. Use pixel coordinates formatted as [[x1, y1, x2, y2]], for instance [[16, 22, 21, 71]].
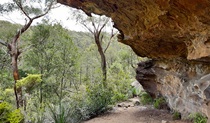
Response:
[[136, 60, 210, 119], [57, 0, 210, 120], [131, 80, 144, 93], [58, 0, 210, 60]]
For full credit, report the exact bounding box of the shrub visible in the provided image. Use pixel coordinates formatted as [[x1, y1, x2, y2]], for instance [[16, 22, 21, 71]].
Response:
[[111, 92, 127, 104], [153, 97, 166, 109], [0, 102, 24, 123], [172, 111, 181, 120], [48, 104, 71, 123], [140, 92, 153, 105], [189, 113, 207, 123], [16, 74, 42, 93], [85, 84, 112, 118], [0, 102, 12, 123], [131, 87, 141, 97], [46, 80, 116, 123], [8, 109, 24, 123]]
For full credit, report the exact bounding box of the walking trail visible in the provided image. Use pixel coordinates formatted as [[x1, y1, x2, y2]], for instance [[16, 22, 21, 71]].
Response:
[[83, 98, 191, 123]]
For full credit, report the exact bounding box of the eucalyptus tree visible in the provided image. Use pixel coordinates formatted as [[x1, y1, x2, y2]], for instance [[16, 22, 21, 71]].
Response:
[[0, 0, 56, 108], [74, 12, 117, 85]]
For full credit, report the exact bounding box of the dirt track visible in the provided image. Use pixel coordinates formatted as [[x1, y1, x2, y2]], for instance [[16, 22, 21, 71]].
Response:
[[83, 98, 191, 123]]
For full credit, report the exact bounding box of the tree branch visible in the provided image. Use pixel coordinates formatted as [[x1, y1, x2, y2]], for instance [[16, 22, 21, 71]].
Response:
[[98, 18, 109, 35], [104, 39, 111, 53], [104, 29, 118, 53], [0, 39, 8, 47], [82, 23, 94, 34], [90, 17, 97, 32], [20, 44, 35, 53], [100, 35, 104, 43], [14, 1, 54, 43], [31, 1, 53, 20], [15, 1, 31, 20]]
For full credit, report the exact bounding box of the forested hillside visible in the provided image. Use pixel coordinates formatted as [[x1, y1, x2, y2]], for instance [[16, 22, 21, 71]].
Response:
[[0, 20, 144, 123]]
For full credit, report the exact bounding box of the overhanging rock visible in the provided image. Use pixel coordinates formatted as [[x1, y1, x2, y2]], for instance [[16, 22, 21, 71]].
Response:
[[58, 0, 210, 60]]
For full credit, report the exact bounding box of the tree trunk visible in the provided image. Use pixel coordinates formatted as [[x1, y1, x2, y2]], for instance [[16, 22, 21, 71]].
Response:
[[80, 67, 82, 85], [94, 34, 107, 86], [40, 69, 43, 104], [1, 2, 52, 109], [10, 40, 23, 109]]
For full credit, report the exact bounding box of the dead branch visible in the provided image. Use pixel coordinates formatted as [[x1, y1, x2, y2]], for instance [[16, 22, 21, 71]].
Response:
[[0, 39, 8, 47]]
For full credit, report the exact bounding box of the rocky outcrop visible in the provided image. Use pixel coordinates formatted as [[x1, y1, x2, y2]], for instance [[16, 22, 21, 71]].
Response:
[[57, 0, 210, 120], [136, 60, 210, 119]]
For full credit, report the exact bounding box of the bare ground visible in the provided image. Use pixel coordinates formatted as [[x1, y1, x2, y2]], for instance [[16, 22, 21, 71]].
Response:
[[83, 98, 192, 123]]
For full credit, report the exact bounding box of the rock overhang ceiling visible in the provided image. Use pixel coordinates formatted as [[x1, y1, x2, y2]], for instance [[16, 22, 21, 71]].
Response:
[[58, 0, 210, 60]]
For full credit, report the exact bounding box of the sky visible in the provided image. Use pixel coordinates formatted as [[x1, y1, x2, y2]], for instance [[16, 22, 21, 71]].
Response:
[[0, 0, 88, 31]]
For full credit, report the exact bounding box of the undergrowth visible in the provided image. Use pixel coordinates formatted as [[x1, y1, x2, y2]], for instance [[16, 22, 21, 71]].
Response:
[[153, 97, 166, 109], [172, 111, 181, 120], [189, 113, 207, 123], [140, 92, 153, 105]]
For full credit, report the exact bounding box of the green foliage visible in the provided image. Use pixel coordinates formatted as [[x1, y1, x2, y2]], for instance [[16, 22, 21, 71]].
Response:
[[111, 92, 128, 103], [140, 92, 153, 105], [48, 104, 71, 123], [0, 20, 21, 41], [0, 88, 14, 103], [5, 88, 14, 95], [7, 109, 24, 123], [153, 97, 166, 109], [189, 113, 208, 123], [131, 87, 141, 97], [0, 102, 23, 123], [85, 83, 112, 118], [16, 74, 42, 92], [0, 70, 13, 90], [0, 2, 16, 13], [0, 0, 55, 16], [0, 102, 12, 122], [127, 85, 142, 98], [172, 111, 181, 120], [0, 19, 139, 122], [46, 83, 113, 123], [18, 69, 28, 79], [108, 61, 134, 103]]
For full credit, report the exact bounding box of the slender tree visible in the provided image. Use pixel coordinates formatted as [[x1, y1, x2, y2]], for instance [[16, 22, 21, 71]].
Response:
[[75, 13, 117, 85], [0, 0, 55, 108]]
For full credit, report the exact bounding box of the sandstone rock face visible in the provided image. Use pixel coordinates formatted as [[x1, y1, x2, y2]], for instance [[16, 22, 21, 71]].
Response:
[[58, 0, 210, 120], [136, 60, 210, 119]]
